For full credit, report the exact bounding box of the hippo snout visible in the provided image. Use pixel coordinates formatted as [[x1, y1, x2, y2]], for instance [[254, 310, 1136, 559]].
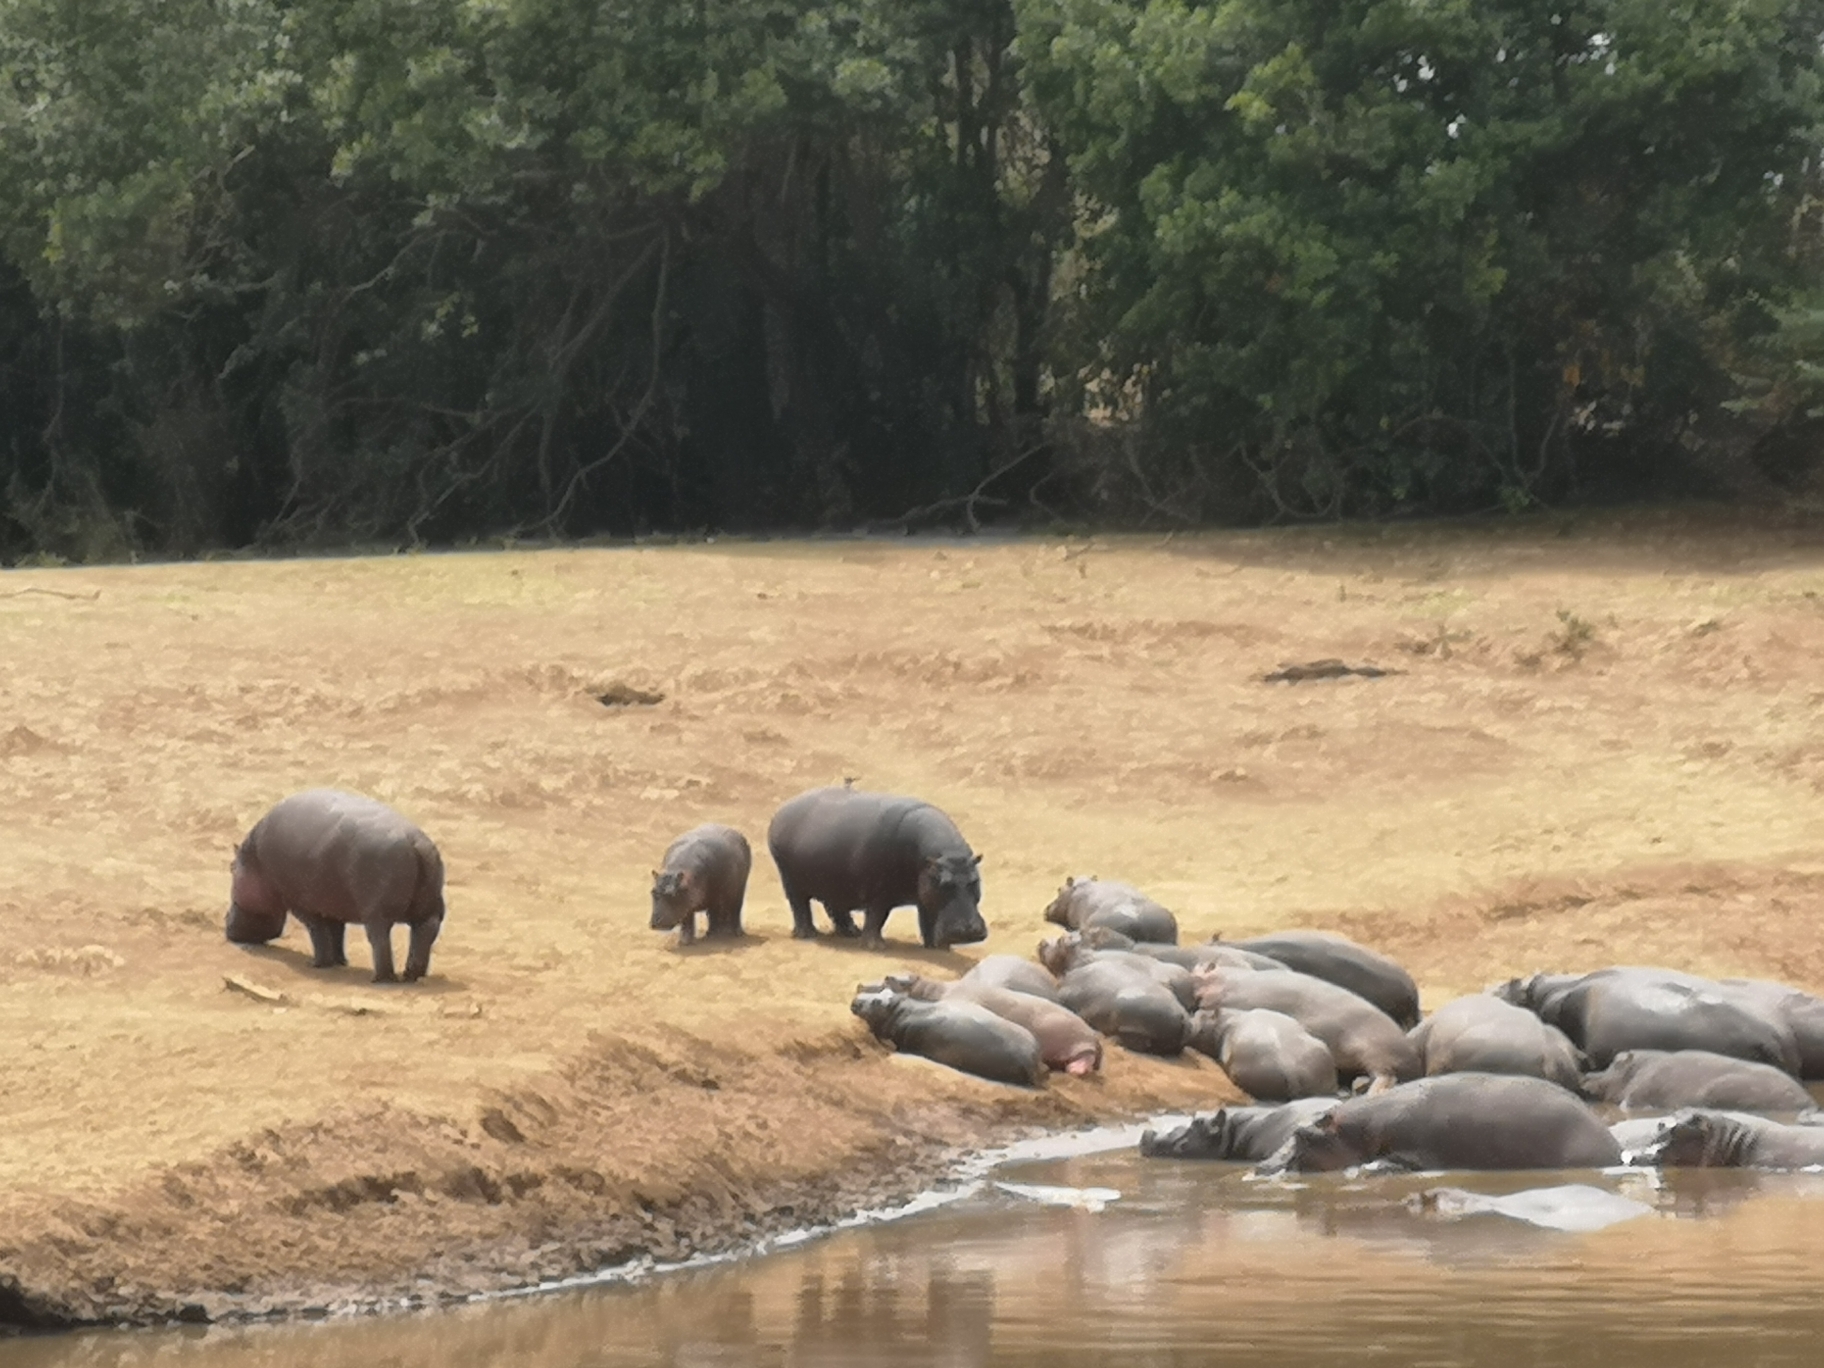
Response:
[[936, 911, 989, 948], [224, 903, 285, 945]]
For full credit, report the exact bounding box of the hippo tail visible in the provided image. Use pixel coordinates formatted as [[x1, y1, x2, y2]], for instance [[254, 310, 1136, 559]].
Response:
[[409, 833, 447, 922]]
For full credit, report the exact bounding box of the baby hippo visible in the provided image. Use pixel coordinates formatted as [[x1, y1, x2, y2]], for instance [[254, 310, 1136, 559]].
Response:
[[851, 983, 1044, 1087], [1189, 1007, 1339, 1101], [885, 972, 1102, 1075], [650, 824, 752, 946]]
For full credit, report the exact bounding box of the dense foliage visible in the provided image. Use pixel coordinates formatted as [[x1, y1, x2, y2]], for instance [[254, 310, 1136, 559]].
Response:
[[1, 0, 1822, 555]]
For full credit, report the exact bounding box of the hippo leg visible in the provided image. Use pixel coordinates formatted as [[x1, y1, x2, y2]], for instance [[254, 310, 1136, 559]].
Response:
[[707, 900, 743, 937], [297, 913, 347, 969], [365, 919, 399, 984], [403, 917, 440, 981], [860, 903, 893, 948], [917, 904, 937, 950], [675, 912, 697, 947], [780, 876, 819, 940]]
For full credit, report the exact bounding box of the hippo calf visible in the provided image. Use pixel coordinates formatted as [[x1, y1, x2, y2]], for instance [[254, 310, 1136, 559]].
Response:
[[1056, 960, 1192, 1056], [885, 972, 1102, 1075], [1189, 1007, 1338, 1101], [1039, 933, 1196, 1009], [650, 824, 752, 946], [1647, 1109, 1824, 1169], [1580, 1049, 1816, 1114], [1140, 1098, 1340, 1162], [1194, 964, 1421, 1087], [1409, 993, 1586, 1091], [1221, 930, 1421, 1029], [224, 788, 446, 983], [1043, 877, 1179, 944], [958, 954, 1063, 1003], [769, 787, 986, 948], [851, 983, 1043, 1086]]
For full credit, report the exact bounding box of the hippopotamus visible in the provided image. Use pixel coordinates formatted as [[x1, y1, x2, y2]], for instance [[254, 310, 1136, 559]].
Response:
[[958, 955, 1062, 1003], [1055, 960, 1193, 1056], [1193, 964, 1421, 1087], [649, 823, 751, 946], [1646, 1108, 1824, 1169], [1261, 1072, 1624, 1173], [1408, 993, 1585, 1091], [1038, 933, 1196, 1009], [1139, 1098, 1339, 1161], [1188, 1007, 1338, 1101], [1219, 930, 1421, 1029], [850, 984, 1043, 1086], [1717, 978, 1824, 1078], [224, 788, 446, 983], [884, 972, 1102, 1075], [1496, 967, 1800, 1075], [767, 787, 986, 948], [1043, 877, 1179, 944], [1080, 925, 1286, 973], [1579, 1049, 1816, 1113]]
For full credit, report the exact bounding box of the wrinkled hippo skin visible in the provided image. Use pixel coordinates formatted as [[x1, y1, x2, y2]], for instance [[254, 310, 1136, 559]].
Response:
[[850, 984, 1043, 1086], [1409, 993, 1585, 1091], [225, 788, 446, 984], [1222, 930, 1421, 1029], [1648, 1109, 1824, 1169], [1056, 960, 1192, 1056], [768, 787, 986, 948], [885, 972, 1102, 1075], [958, 955, 1062, 1003], [1081, 925, 1284, 973], [650, 823, 752, 946], [1140, 1098, 1339, 1161], [1264, 1072, 1623, 1173], [1190, 1006, 1338, 1101], [1043, 877, 1179, 944], [1580, 1048, 1815, 1113], [1039, 933, 1196, 1010], [1194, 964, 1420, 1087]]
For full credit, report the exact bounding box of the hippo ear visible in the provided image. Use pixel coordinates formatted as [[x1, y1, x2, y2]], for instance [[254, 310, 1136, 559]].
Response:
[[650, 869, 662, 881], [971, 852, 983, 867]]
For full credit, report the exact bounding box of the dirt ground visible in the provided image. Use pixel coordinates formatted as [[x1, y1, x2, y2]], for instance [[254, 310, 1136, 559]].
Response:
[[4, 508, 1824, 1327]]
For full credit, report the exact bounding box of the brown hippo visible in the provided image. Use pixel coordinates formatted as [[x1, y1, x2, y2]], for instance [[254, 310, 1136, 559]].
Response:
[[850, 983, 1043, 1086], [768, 787, 986, 948], [1188, 1007, 1338, 1101], [958, 954, 1062, 1003], [1043, 877, 1179, 944], [1409, 993, 1585, 1091], [885, 972, 1102, 1075], [1579, 1049, 1816, 1114], [1646, 1108, 1824, 1169], [1220, 930, 1421, 1029], [1080, 925, 1287, 973], [1141, 1098, 1340, 1162], [1055, 960, 1193, 1056], [1038, 932, 1196, 1009], [649, 823, 752, 946], [1261, 1073, 1624, 1173], [224, 788, 446, 983], [1194, 964, 1421, 1087]]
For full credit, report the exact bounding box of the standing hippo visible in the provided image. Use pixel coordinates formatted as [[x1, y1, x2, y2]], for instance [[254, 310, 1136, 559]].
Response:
[[1189, 1007, 1338, 1101], [1140, 1098, 1340, 1162], [1261, 1073, 1624, 1173], [768, 787, 986, 948], [884, 972, 1102, 1076], [1579, 1049, 1816, 1114], [224, 788, 446, 984], [1080, 925, 1286, 973], [1194, 964, 1421, 1087], [1055, 960, 1193, 1056], [1646, 1108, 1824, 1169], [850, 984, 1043, 1086], [649, 824, 752, 946], [1409, 993, 1586, 1091], [1221, 930, 1421, 1029], [1043, 877, 1179, 944], [1038, 933, 1196, 1009], [958, 955, 1062, 1003]]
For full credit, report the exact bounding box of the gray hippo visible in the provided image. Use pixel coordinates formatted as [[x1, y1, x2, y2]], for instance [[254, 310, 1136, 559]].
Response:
[[1140, 1098, 1339, 1161], [1261, 1072, 1624, 1173], [768, 787, 986, 948], [850, 984, 1043, 1086], [1497, 968, 1800, 1075], [1193, 964, 1421, 1087], [224, 788, 446, 983], [1718, 978, 1824, 1078], [1647, 1108, 1824, 1169], [649, 824, 752, 946], [1220, 930, 1421, 1029], [1579, 1048, 1816, 1113], [1043, 877, 1179, 944], [1189, 1007, 1338, 1101], [1409, 993, 1585, 1091], [1080, 925, 1286, 973], [1038, 932, 1196, 1009], [1055, 960, 1193, 1056], [885, 972, 1102, 1075], [958, 954, 1062, 1003]]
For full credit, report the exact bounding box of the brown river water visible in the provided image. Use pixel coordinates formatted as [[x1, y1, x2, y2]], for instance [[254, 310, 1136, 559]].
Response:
[[11, 1126, 1824, 1368]]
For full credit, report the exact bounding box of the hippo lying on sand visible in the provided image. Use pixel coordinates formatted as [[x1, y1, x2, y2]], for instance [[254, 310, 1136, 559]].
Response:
[[1194, 964, 1420, 1087], [768, 787, 986, 948], [1409, 993, 1585, 1091], [1647, 1109, 1824, 1169], [885, 972, 1102, 1075], [1044, 877, 1179, 944], [1580, 1049, 1816, 1114], [1260, 1073, 1623, 1173], [650, 824, 751, 946], [1140, 1098, 1339, 1162], [1221, 930, 1421, 1029], [958, 955, 1062, 1003], [1188, 1007, 1338, 1101], [224, 788, 446, 983], [1040, 933, 1196, 1009], [1056, 961, 1192, 1056], [851, 983, 1043, 1086], [1081, 925, 1285, 973]]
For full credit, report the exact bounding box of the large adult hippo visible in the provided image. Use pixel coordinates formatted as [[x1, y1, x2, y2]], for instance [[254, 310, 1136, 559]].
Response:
[[1038, 933, 1196, 1009], [1647, 1109, 1824, 1169], [768, 787, 986, 948], [1497, 968, 1800, 1075], [1262, 1073, 1624, 1173], [649, 823, 752, 946], [850, 984, 1043, 1086], [885, 973, 1102, 1076], [958, 955, 1062, 1003], [1080, 925, 1286, 974], [1140, 1098, 1339, 1161], [1220, 930, 1421, 1029], [224, 788, 446, 984], [1580, 1049, 1816, 1114], [1717, 978, 1824, 1079], [1189, 1007, 1338, 1101], [1055, 961, 1192, 1056], [1043, 877, 1179, 944], [1409, 993, 1585, 1091], [1193, 964, 1421, 1087]]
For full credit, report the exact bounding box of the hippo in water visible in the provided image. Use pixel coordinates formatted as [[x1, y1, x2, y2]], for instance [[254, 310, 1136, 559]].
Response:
[[1408, 993, 1586, 1091], [1188, 1007, 1338, 1101], [1043, 877, 1179, 944], [850, 983, 1043, 1086], [958, 955, 1062, 1003], [1219, 930, 1421, 1029], [885, 972, 1102, 1075], [1140, 1098, 1340, 1162], [649, 824, 752, 946], [1079, 925, 1286, 973], [1579, 1049, 1816, 1114], [768, 787, 986, 948], [1193, 964, 1421, 1087], [1055, 960, 1193, 1056], [224, 788, 446, 983], [1645, 1109, 1824, 1169], [1260, 1073, 1624, 1173]]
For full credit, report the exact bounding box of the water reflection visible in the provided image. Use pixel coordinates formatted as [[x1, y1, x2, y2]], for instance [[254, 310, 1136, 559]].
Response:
[[14, 1150, 1824, 1368]]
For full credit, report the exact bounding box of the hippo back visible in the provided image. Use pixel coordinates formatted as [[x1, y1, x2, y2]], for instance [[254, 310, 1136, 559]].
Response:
[[1227, 930, 1421, 1029]]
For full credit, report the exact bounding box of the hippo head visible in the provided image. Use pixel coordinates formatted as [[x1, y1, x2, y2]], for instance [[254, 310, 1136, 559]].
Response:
[[224, 846, 286, 944], [1277, 1113, 1363, 1174], [1139, 1111, 1237, 1160], [224, 902, 286, 944], [1036, 932, 1084, 976], [649, 869, 696, 931], [849, 983, 904, 1036], [1646, 1111, 1735, 1168], [1491, 974, 1545, 1010], [1042, 876, 1089, 928], [918, 853, 986, 947], [882, 971, 946, 1002], [1079, 924, 1136, 952]]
